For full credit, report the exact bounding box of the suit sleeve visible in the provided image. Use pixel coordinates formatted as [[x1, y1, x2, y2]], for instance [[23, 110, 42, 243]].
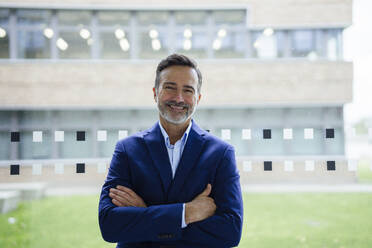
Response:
[[98, 140, 184, 243], [180, 146, 244, 247]]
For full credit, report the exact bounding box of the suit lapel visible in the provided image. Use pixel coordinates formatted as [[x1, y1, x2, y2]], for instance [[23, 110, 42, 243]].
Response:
[[143, 122, 173, 196], [168, 121, 206, 202]]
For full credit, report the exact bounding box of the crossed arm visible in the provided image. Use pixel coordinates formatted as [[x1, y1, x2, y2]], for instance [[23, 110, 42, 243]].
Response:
[[109, 184, 216, 225], [98, 141, 243, 247]]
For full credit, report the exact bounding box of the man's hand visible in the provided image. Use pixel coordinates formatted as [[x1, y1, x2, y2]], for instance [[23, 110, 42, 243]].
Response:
[[109, 185, 147, 207], [185, 184, 216, 224]]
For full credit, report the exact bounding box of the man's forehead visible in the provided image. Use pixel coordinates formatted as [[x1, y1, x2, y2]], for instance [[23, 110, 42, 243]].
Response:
[[159, 65, 198, 81]]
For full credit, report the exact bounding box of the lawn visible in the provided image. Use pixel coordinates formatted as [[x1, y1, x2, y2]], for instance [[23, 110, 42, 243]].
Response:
[[1, 193, 372, 248], [357, 159, 372, 183]]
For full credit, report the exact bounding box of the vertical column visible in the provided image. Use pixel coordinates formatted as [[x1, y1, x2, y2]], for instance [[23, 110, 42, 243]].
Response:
[[91, 10, 100, 59], [10, 111, 19, 160], [9, 9, 17, 60], [245, 29, 252, 58], [50, 9, 58, 60], [130, 11, 138, 60], [92, 110, 99, 158], [51, 110, 59, 159], [283, 30, 291, 58], [167, 11, 176, 54], [323, 29, 328, 59], [206, 10, 214, 59]]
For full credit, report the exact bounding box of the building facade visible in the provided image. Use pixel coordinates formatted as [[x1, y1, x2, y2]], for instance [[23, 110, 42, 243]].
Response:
[[0, 0, 353, 183]]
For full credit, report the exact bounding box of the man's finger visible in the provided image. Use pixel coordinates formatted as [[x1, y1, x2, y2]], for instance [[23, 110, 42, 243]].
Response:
[[198, 184, 212, 197], [110, 190, 133, 206], [117, 185, 137, 198]]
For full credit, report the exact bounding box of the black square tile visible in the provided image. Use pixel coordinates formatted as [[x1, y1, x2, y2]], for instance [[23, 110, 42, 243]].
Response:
[[326, 129, 335, 139], [264, 161, 272, 171], [10, 164, 19, 175], [11, 132, 20, 142], [263, 129, 271, 139], [76, 131, 85, 141], [327, 161, 336, 171], [76, 163, 85, 173]]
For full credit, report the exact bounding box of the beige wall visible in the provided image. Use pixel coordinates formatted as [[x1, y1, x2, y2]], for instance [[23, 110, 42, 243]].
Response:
[[0, 0, 352, 28], [0, 61, 352, 108]]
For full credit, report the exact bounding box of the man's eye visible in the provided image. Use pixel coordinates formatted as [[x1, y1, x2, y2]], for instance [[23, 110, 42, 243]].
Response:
[[165, 86, 176, 90]]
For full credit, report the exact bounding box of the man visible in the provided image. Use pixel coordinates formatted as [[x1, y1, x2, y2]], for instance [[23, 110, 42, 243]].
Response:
[[99, 54, 243, 248]]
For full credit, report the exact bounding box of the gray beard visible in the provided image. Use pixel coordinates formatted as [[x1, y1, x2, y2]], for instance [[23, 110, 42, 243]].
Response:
[[157, 97, 197, 125]]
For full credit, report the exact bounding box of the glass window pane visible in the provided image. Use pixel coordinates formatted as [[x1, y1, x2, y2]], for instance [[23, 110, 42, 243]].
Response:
[[0, 131, 10, 160], [252, 30, 278, 58], [175, 11, 207, 25], [0, 27, 9, 58], [98, 129, 120, 157], [291, 30, 315, 57], [98, 11, 130, 26], [139, 30, 168, 59], [17, 30, 51, 58], [213, 30, 245, 58], [175, 31, 207, 58], [100, 31, 130, 59], [19, 131, 52, 159], [213, 10, 245, 24], [327, 29, 339, 60], [58, 31, 91, 59], [0, 8, 9, 25], [60, 130, 93, 158], [137, 11, 168, 25], [276, 30, 287, 58], [58, 10, 91, 26], [17, 9, 51, 25]]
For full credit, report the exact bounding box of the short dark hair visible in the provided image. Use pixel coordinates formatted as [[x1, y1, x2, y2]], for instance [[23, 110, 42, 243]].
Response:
[[154, 54, 202, 94]]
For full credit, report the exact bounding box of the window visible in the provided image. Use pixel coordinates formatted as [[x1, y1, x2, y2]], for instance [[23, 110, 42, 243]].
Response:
[[0, 9, 9, 58]]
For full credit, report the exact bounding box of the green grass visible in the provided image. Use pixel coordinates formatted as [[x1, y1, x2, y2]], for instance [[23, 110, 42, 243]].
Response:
[[1, 193, 372, 248], [357, 159, 372, 183]]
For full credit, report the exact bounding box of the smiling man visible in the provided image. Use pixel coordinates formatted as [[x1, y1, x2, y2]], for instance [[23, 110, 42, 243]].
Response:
[[98, 54, 243, 248]]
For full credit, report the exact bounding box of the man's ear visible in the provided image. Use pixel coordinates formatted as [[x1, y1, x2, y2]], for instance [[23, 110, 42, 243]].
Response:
[[153, 87, 157, 102], [197, 93, 202, 104]]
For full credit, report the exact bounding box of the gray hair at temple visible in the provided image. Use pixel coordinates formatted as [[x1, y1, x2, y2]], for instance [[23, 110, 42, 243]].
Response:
[[154, 54, 203, 95]]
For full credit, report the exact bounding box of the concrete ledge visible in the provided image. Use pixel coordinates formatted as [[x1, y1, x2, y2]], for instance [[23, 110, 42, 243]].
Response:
[[0, 183, 47, 201], [0, 191, 21, 214]]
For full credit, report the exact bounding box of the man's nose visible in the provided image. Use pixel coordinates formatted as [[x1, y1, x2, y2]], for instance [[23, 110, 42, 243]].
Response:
[[174, 91, 184, 102]]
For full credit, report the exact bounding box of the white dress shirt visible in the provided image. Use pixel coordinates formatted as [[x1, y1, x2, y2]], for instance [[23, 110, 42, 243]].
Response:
[[159, 120, 192, 228]]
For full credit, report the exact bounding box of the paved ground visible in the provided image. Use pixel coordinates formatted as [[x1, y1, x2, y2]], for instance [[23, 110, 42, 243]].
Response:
[[42, 184, 372, 196], [241, 184, 372, 193]]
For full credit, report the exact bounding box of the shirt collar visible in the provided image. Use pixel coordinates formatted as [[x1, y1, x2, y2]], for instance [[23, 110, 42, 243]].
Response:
[[159, 119, 193, 148]]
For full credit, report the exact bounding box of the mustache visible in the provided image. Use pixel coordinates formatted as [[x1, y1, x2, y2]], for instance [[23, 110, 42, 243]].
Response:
[[165, 101, 189, 108]]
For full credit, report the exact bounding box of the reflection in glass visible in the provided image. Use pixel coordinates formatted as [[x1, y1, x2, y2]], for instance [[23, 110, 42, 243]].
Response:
[[98, 11, 130, 26], [0, 8, 9, 24], [0, 27, 9, 58], [327, 29, 339, 60], [17, 9, 51, 25], [213, 10, 245, 24], [276, 30, 287, 58], [252, 30, 277, 58], [58, 10, 91, 26], [175, 11, 207, 25], [139, 30, 168, 59], [214, 30, 245, 58], [17, 30, 51, 58], [58, 31, 90, 59], [137, 11, 168, 25], [20, 131, 52, 159], [175, 31, 207, 58], [291, 30, 315, 57], [100, 31, 130, 59]]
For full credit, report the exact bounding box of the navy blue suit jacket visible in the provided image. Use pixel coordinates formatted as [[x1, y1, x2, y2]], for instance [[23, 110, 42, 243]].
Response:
[[99, 120, 243, 248]]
